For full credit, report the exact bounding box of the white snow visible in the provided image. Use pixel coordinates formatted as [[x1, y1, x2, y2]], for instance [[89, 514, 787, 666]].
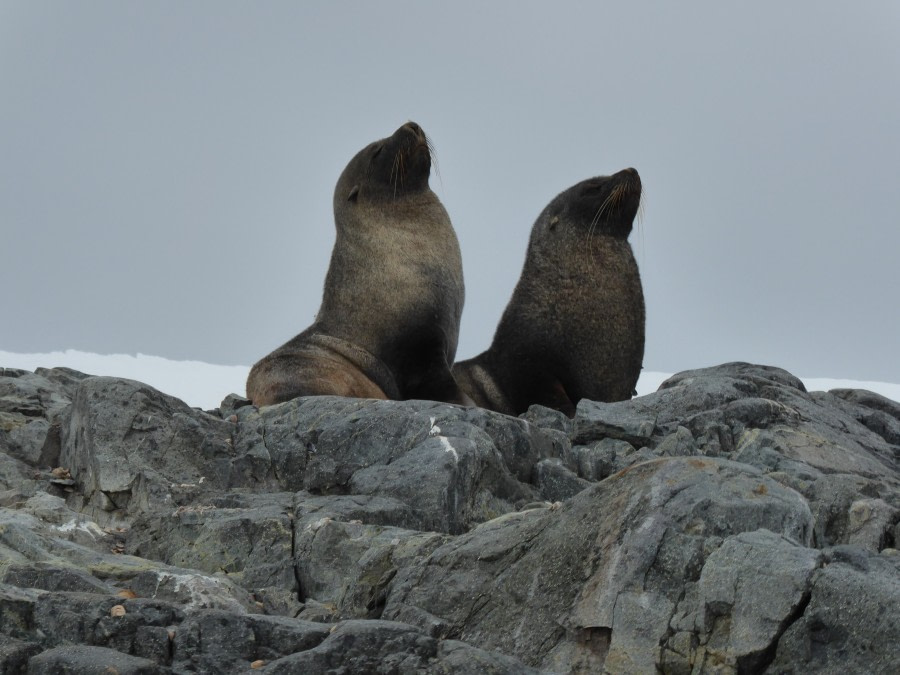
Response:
[[637, 369, 900, 403], [635, 371, 672, 397], [0, 349, 249, 410], [799, 377, 900, 403], [1, 349, 898, 410]]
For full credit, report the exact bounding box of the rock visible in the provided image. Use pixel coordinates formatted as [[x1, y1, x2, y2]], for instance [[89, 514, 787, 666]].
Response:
[[0, 361, 897, 674], [233, 396, 562, 534], [383, 456, 815, 671], [769, 547, 900, 674], [91, 598, 182, 665], [0, 368, 77, 424], [0, 452, 38, 494], [571, 437, 637, 481], [0, 368, 81, 477], [571, 398, 656, 445], [846, 497, 899, 550], [0, 633, 41, 674], [2, 562, 117, 594], [293, 491, 421, 531], [59, 376, 274, 525], [256, 619, 541, 674], [27, 644, 165, 674], [6, 419, 50, 467], [655, 424, 698, 457], [633, 363, 900, 552], [532, 458, 590, 501], [0, 500, 256, 618], [293, 517, 445, 619], [216, 392, 254, 417], [519, 404, 573, 436], [171, 609, 331, 672], [0, 584, 44, 642], [686, 529, 822, 672], [127, 491, 296, 595]]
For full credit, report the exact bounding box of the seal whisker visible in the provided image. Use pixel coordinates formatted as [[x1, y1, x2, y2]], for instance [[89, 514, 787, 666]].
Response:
[[391, 150, 405, 199], [390, 151, 401, 195], [636, 192, 647, 266], [610, 184, 626, 210], [427, 136, 443, 190], [595, 191, 616, 222], [399, 151, 407, 195], [588, 191, 617, 259]]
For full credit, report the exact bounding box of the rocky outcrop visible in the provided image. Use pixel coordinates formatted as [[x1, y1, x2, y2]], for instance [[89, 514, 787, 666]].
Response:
[[0, 362, 897, 673]]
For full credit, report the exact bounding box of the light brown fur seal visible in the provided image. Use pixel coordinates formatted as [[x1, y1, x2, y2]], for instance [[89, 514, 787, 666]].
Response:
[[453, 169, 644, 417], [247, 122, 469, 407]]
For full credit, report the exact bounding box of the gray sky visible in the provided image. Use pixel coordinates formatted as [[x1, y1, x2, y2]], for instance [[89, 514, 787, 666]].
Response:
[[2, 1, 899, 383]]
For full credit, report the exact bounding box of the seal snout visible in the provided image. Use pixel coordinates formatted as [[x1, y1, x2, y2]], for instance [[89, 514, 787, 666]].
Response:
[[374, 121, 432, 192], [616, 167, 641, 188], [401, 121, 427, 143], [612, 168, 642, 205], [396, 121, 431, 158]]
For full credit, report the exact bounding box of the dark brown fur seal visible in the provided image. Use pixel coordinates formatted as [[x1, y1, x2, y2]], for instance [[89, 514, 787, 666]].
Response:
[[247, 122, 468, 407], [453, 169, 645, 417]]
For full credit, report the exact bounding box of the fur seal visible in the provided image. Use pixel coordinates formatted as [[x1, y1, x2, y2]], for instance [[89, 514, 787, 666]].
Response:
[[247, 121, 469, 407], [453, 169, 645, 417]]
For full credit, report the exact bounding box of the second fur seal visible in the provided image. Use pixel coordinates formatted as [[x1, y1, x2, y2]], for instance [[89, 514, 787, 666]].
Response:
[[453, 169, 645, 417], [247, 121, 469, 407]]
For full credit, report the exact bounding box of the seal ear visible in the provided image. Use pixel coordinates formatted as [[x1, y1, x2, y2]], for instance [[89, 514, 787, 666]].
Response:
[[548, 215, 560, 231], [347, 185, 360, 202]]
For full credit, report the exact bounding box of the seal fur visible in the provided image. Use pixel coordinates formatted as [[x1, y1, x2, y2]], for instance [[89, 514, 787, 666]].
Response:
[[453, 169, 645, 417], [247, 122, 468, 407]]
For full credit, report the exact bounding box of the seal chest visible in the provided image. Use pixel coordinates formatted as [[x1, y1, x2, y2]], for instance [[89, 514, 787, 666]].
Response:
[[453, 168, 645, 417], [246, 122, 468, 407]]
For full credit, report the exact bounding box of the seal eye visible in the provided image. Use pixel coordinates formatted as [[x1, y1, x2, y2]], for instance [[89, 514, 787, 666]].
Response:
[[549, 215, 560, 231], [347, 185, 360, 202], [372, 145, 383, 159]]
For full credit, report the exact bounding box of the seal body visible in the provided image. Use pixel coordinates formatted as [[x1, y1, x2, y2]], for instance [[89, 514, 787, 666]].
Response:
[[453, 169, 645, 417], [247, 122, 468, 407]]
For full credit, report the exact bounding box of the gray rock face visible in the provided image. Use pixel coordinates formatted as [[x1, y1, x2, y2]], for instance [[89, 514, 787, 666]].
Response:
[[1, 368, 83, 494], [255, 619, 541, 674], [0, 361, 897, 673], [59, 376, 266, 525], [769, 547, 900, 674], [27, 645, 166, 674], [383, 457, 816, 672]]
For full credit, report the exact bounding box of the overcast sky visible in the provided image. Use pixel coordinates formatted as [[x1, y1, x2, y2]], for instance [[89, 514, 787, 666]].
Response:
[[2, 1, 899, 384]]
